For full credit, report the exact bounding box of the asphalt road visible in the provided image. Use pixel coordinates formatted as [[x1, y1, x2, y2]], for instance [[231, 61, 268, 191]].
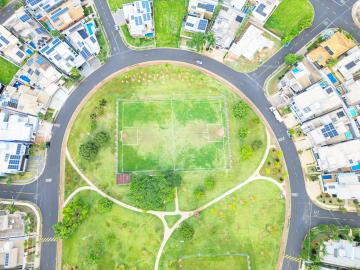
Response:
[[0, 0, 359, 269]]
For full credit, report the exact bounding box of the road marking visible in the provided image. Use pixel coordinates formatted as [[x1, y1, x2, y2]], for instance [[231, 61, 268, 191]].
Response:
[[278, 136, 285, 142], [0, 190, 34, 195], [40, 237, 57, 243], [284, 254, 302, 263], [45, 178, 52, 183], [53, 123, 61, 128], [291, 193, 298, 197]]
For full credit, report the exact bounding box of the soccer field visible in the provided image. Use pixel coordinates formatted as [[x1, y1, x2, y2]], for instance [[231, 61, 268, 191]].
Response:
[[117, 97, 230, 173]]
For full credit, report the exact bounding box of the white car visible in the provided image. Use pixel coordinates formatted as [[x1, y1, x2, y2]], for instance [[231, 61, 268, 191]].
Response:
[[114, 25, 120, 31], [270, 106, 283, 123], [195, 60, 203, 65]]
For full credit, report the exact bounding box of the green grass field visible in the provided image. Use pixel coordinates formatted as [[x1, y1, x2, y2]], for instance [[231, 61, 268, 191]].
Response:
[[107, 0, 132, 11], [62, 191, 163, 269], [160, 181, 285, 270], [64, 160, 84, 200], [264, 0, 313, 41], [0, 57, 19, 85], [154, 0, 187, 47], [179, 255, 249, 269], [118, 98, 228, 172], [68, 64, 266, 210]]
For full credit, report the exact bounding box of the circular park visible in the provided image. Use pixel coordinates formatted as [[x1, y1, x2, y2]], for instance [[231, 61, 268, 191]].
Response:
[[60, 63, 287, 270]]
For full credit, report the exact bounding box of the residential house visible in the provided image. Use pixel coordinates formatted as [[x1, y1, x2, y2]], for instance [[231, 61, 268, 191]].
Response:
[[25, 0, 65, 20], [290, 81, 342, 123], [42, 0, 84, 31], [184, 15, 208, 33], [0, 25, 27, 66], [313, 139, 360, 172], [321, 240, 360, 269], [308, 31, 356, 69], [322, 173, 360, 200], [123, 0, 154, 38], [0, 210, 25, 238], [212, 6, 244, 49], [40, 37, 85, 74], [302, 110, 352, 147], [278, 61, 320, 95], [229, 24, 274, 60], [0, 142, 28, 176], [251, 0, 279, 24], [334, 46, 360, 82], [344, 79, 360, 106], [188, 0, 218, 19], [3, 7, 51, 50], [63, 19, 100, 60], [224, 0, 247, 12]]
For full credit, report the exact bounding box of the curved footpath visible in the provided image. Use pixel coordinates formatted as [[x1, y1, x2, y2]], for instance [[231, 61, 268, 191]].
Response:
[[0, 0, 360, 269]]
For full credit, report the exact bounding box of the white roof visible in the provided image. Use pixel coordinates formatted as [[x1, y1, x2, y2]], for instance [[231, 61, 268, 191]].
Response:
[[0, 111, 38, 142], [184, 15, 208, 33], [307, 121, 348, 146], [344, 80, 360, 105], [336, 46, 360, 81], [316, 140, 360, 172], [323, 240, 360, 268], [228, 0, 247, 10], [123, 1, 154, 37], [251, 0, 279, 23], [229, 24, 274, 60]]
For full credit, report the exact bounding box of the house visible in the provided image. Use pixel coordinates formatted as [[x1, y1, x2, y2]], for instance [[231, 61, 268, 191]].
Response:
[[25, 0, 65, 20], [313, 139, 360, 172], [322, 173, 360, 200], [63, 19, 100, 59], [224, 0, 247, 12], [344, 79, 360, 106], [334, 46, 360, 82], [188, 0, 218, 19], [0, 210, 25, 237], [0, 110, 39, 142], [3, 7, 52, 50], [0, 142, 28, 176], [251, 0, 279, 24], [0, 240, 25, 269], [40, 38, 85, 74], [212, 6, 243, 49], [42, 0, 84, 31], [123, 0, 154, 38], [321, 240, 360, 269], [0, 25, 27, 66], [279, 61, 320, 95], [308, 31, 356, 68], [229, 24, 274, 60], [184, 15, 208, 33], [290, 81, 342, 123]]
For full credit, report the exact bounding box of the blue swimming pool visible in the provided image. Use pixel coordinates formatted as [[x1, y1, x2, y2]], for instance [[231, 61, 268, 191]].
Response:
[[349, 106, 357, 117], [346, 130, 353, 139], [86, 22, 95, 35], [292, 67, 299, 73], [327, 73, 337, 84]]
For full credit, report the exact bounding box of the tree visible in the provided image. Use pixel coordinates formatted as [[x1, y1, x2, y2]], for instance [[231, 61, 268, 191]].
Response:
[[79, 140, 99, 161], [97, 197, 113, 213], [206, 31, 216, 50], [193, 185, 206, 200], [240, 144, 253, 160], [70, 67, 80, 79], [326, 58, 337, 67], [94, 131, 110, 145], [175, 221, 195, 241], [164, 171, 182, 188], [86, 239, 105, 264], [251, 139, 263, 150], [232, 101, 250, 119], [284, 53, 304, 66], [187, 32, 206, 52], [204, 176, 215, 191], [238, 127, 248, 140], [129, 175, 175, 210]]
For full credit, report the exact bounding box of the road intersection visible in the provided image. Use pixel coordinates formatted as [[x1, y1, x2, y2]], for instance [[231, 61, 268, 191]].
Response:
[[0, 0, 359, 269]]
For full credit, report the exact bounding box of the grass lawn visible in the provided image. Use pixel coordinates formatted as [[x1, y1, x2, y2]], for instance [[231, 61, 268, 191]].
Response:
[[121, 25, 154, 48], [264, 0, 313, 42], [64, 160, 84, 200], [154, 0, 187, 47], [160, 181, 285, 270], [107, 0, 133, 11], [179, 255, 249, 269], [0, 57, 19, 85], [62, 190, 163, 270], [0, 0, 10, 9], [68, 64, 266, 210], [165, 215, 181, 228], [95, 20, 109, 63]]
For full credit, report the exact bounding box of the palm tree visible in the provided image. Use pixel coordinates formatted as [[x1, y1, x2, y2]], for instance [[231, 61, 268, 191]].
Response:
[[206, 31, 216, 50]]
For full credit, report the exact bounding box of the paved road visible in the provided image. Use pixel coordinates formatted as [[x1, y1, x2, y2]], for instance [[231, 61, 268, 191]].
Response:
[[0, 0, 359, 269]]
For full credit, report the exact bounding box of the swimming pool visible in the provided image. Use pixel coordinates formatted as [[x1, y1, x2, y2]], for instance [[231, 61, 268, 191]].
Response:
[[345, 130, 353, 139], [86, 22, 95, 35], [349, 106, 357, 117], [327, 73, 337, 84]]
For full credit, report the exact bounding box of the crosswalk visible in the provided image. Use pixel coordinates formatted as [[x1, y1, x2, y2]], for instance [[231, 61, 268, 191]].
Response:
[[40, 237, 57, 243], [284, 254, 302, 263]]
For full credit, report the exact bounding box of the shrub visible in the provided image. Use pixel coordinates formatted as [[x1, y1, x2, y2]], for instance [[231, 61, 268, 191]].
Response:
[[284, 53, 304, 66], [97, 197, 113, 213], [94, 131, 110, 145], [240, 144, 253, 160], [164, 171, 182, 188], [204, 176, 216, 191], [193, 185, 206, 200], [175, 222, 195, 241], [251, 139, 263, 150], [79, 140, 99, 161], [86, 239, 105, 264], [238, 127, 248, 140], [232, 101, 250, 119]]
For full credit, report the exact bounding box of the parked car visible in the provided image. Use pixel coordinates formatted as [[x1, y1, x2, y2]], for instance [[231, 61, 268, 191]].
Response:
[[270, 106, 283, 123], [195, 60, 203, 65]]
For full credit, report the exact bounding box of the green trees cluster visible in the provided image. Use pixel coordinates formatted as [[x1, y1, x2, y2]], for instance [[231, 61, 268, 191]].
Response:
[[187, 32, 216, 52], [89, 98, 108, 130], [281, 18, 312, 45], [232, 101, 250, 119], [174, 221, 195, 241], [193, 175, 216, 200], [97, 197, 113, 213], [79, 129, 110, 161], [53, 198, 90, 239], [284, 53, 304, 66], [129, 173, 181, 210]]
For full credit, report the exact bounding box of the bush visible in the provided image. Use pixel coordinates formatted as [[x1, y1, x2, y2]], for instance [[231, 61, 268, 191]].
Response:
[[240, 144, 254, 160], [86, 239, 105, 264], [164, 171, 182, 188], [251, 139, 263, 150], [94, 131, 110, 145], [79, 140, 99, 161], [204, 176, 216, 191], [238, 127, 248, 140], [232, 101, 250, 119], [175, 222, 195, 241], [284, 53, 304, 66], [193, 185, 206, 200], [97, 197, 113, 213]]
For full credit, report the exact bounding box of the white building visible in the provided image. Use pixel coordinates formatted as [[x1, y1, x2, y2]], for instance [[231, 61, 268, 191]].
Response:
[[344, 79, 360, 106], [323, 173, 360, 200], [123, 0, 154, 38], [39, 38, 85, 74], [278, 62, 315, 94], [212, 6, 243, 49], [25, 0, 65, 19], [290, 82, 342, 123], [63, 19, 100, 59], [0, 25, 27, 66], [0, 240, 25, 269], [224, 0, 247, 11], [184, 15, 208, 33], [188, 0, 218, 19], [251, 0, 279, 24], [229, 24, 274, 60], [3, 7, 51, 50], [313, 139, 360, 172], [335, 46, 360, 82], [0, 142, 28, 176], [0, 111, 39, 142], [322, 240, 360, 269]]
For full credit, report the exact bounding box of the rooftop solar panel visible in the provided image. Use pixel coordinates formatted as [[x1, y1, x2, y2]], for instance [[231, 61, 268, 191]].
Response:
[[198, 19, 208, 31]]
